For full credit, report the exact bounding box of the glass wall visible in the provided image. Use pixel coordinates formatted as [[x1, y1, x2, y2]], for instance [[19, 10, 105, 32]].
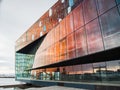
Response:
[[75, 27, 87, 57], [15, 53, 34, 79], [99, 7, 120, 49], [85, 19, 104, 54], [33, 0, 120, 68], [83, 0, 97, 24], [31, 60, 120, 85], [16, 0, 120, 86]]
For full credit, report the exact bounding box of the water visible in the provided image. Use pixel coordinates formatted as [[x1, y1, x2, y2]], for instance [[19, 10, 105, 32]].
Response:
[[0, 78, 23, 86], [0, 78, 24, 90]]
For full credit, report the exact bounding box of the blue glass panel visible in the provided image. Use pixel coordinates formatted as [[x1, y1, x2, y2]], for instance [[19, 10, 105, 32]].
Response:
[[116, 0, 120, 4], [69, 0, 74, 7], [43, 25, 46, 31]]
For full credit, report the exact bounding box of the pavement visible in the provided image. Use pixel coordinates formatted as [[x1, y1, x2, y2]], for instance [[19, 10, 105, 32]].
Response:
[[24, 86, 88, 90]]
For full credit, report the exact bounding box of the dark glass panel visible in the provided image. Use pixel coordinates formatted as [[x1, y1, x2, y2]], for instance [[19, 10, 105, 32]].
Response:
[[60, 19, 66, 39], [119, 4, 120, 14], [82, 64, 93, 74], [96, 0, 116, 15], [83, 0, 97, 24], [106, 60, 120, 82], [116, 0, 120, 5], [73, 65, 82, 74], [73, 3, 84, 30], [66, 12, 74, 35], [86, 19, 104, 54], [66, 66, 74, 74], [82, 64, 93, 81], [75, 27, 87, 57], [60, 39, 67, 61], [100, 7, 120, 49], [107, 60, 120, 72]]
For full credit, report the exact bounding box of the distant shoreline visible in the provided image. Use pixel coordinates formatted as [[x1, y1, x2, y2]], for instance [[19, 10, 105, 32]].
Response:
[[0, 77, 15, 78]]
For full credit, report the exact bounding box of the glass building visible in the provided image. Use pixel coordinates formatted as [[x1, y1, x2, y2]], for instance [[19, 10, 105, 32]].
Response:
[[15, 0, 120, 89]]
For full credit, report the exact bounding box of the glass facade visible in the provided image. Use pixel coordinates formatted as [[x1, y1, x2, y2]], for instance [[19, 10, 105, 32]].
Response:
[[75, 27, 87, 57], [15, 53, 34, 79], [32, 60, 120, 84], [83, 0, 97, 24], [99, 7, 120, 49], [85, 19, 104, 54], [15, 0, 120, 87]]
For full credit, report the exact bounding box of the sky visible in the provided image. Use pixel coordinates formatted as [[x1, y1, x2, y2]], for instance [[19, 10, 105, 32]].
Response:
[[0, 0, 57, 74]]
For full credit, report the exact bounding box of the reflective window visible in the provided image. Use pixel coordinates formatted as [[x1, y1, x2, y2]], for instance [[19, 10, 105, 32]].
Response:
[[66, 66, 74, 74], [83, 0, 97, 24], [66, 12, 74, 35], [69, 0, 74, 7], [75, 27, 87, 57], [82, 64, 93, 74], [54, 25, 60, 43], [116, 0, 120, 5], [100, 7, 120, 49], [67, 33, 75, 51], [67, 50, 76, 59], [67, 33, 76, 59], [73, 65, 82, 74], [60, 39, 67, 61], [16, 53, 34, 79], [51, 29, 55, 45], [85, 19, 104, 54], [60, 19, 66, 39], [50, 45, 55, 64], [107, 60, 120, 72], [82, 64, 93, 81], [96, 0, 116, 15], [73, 4, 84, 30], [119, 4, 120, 13], [54, 42, 60, 62]]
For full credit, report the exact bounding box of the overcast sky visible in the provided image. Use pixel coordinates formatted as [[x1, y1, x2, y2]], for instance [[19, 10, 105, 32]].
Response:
[[0, 0, 57, 74]]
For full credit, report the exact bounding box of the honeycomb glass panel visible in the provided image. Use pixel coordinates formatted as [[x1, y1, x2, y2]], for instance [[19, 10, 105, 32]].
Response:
[[86, 19, 104, 54], [66, 12, 74, 35], [73, 3, 84, 30], [67, 33, 76, 59], [54, 42, 60, 62], [60, 39, 67, 61], [83, 0, 98, 24], [60, 19, 66, 39], [100, 7, 120, 49], [96, 0, 116, 15], [54, 25, 60, 43], [75, 27, 87, 57]]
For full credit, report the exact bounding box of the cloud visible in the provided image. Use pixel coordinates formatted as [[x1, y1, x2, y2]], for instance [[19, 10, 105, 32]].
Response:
[[0, 0, 58, 74]]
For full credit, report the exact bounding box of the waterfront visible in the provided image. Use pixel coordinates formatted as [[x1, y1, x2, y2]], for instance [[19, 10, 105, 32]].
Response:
[[0, 78, 23, 86]]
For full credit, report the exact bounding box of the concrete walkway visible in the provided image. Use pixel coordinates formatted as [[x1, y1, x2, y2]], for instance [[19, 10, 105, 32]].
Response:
[[25, 86, 88, 90]]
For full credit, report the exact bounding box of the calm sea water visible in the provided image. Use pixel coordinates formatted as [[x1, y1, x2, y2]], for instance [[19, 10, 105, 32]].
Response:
[[0, 78, 24, 90], [0, 78, 23, 86]]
